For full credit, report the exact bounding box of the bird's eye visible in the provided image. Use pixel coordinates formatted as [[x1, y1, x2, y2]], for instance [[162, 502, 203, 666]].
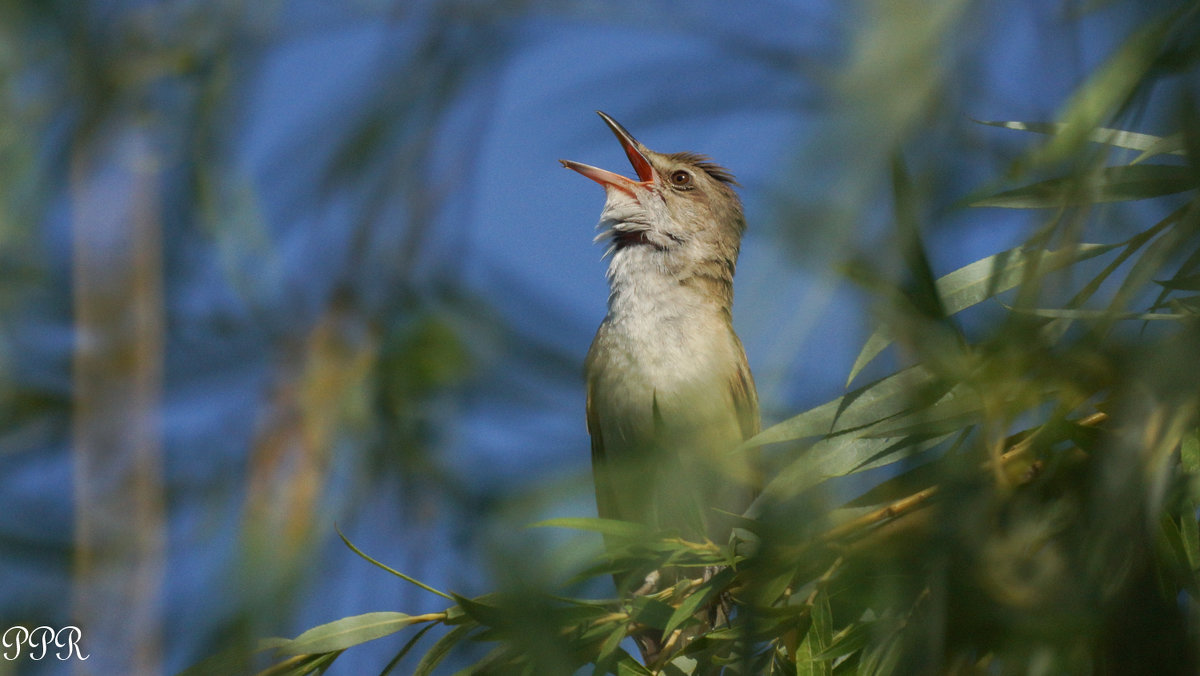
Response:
[[669, 170, 692, 187]]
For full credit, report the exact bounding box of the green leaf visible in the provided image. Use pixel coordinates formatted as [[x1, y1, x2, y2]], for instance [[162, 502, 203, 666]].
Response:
[[847, 243, 1119, 385], [593, 621, 630, 675], [1155, 272, 1200, 290], [276, 612, 417, 656], [628, 596, 677, 631], [1019, 12, 1176, 169], [662, 568, 735, 638], [1182, 431, 1200, 572], [744, 366, 938, 451], [616, 655, 656, 676], [794, 627, 818, 676], [761, 430, 951, 506], [757, 378, 992, 502], [379, 623, 437, 676], [338, 527, 454, 601], [891, 155, 950, 324], [449, 593, 508, 628], [811, 621, 873, 661], [842, 432, 964, 508], [1183, 429, 1200, 477], [811, 591, 833, 666], [971, 164, 1194, 208], [1181, 510, 1200, 573], [1132, 133, 1186, 164], [1002, 306, 1187, 321], [1158, 514, 1192, 580], [858, 384, 982, 438], [280, 653, 341, 675], [531, 517, 654, 539], [413, 624, 474, 676], [974, 120, 1181, 156]]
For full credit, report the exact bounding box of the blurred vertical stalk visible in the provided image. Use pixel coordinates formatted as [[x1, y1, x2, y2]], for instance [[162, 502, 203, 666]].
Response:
[[70, 126, 166, 675], [240, 292, 378, 621]]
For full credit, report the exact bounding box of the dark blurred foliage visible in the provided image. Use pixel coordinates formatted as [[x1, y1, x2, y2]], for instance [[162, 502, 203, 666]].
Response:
[[3, 0, 1200, 675]]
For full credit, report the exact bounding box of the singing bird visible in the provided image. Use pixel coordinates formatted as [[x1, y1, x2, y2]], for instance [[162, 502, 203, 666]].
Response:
[[561, 112, 759, 661]]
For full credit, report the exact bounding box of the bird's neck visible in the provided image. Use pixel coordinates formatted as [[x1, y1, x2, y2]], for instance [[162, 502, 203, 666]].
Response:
[[604, 245, 735, 327]]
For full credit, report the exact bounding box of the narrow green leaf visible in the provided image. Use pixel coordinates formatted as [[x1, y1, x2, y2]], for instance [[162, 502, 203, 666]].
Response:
[[1159, 514, 1191, 579], [277, 652, 340, 675], [859, 634, 903, 676], [276, 612, 416, 656], [1132, 132, 1186, 164], [1182, 431, 1200, 572], [1182, 429, 1200, 476], [842, 431, 965, 508], [593, 622, 630, 675], [758, 379, 984, 502], [1170, 296, 1200, 315], [337, 527, 454, 601], [761, 431, 951, 504], [1155, 272, 1200, 290], [1003, 306, 1187, 321], [412, 624, 474, 676], [794, 627, 819, 676], [811, 591, 833, 666], [616, 654, 656, 676], [379, 623, 437, 676], [531, 517, 653, 539], [629, 596, 677, 630], [449, 593, 507, 629], [662, 568, 735, 638], [1021, 12, 1175, 169], [936, 244, 1117, 310], [891, 155, 950, 323], [811, 621, 873, 661], [858, 384, 982, 438], [847, 243, 1118, 385], [974, 120, 1180, 155], [743, 366, 937, 451], [972, 164, 1194, 208], [846, 332, 893, 387], [449, 645, 507, 676], [1181, 511, 1200, 573]]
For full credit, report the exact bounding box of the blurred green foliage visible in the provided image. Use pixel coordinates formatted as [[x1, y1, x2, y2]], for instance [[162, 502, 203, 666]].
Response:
[[212, 3, 1200, 675]]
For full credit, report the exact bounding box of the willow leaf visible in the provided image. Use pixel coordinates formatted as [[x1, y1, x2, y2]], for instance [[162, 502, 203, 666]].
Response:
[[744, 367, 937, 451], [1003, 306, 1187, 321], [847, 243, 1118, 385], [662, 568, 734, 638], [975, 120, 1179, 155], [1020, 12, 1175, 169], [277, 612, 415, 656], [531, 517, 653, 539], [760, 432, 952, 504], [972, 164, 1194, 208], [413, 624, 474, 676], [339, 527, 453, 601]]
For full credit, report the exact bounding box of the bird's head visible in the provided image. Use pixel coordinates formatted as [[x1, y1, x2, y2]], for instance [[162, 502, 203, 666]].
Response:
[[560, 111, 745, 276]]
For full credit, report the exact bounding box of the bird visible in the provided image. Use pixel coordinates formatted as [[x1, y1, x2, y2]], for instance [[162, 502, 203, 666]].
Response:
[[561, 111, 760, 665]]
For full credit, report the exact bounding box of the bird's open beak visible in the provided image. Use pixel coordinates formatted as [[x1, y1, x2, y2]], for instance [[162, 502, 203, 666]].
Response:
[[560, 111, 656, 194]]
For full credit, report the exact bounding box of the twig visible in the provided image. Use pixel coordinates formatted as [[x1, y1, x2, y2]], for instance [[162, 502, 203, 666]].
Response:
[[821, 411, 1109, 544]]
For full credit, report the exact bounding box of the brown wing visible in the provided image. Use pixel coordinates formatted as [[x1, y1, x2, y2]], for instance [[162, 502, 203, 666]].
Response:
[[585, 371, 619, 523], [731, 355, 760, 441], [730, 348, 762, 496]]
